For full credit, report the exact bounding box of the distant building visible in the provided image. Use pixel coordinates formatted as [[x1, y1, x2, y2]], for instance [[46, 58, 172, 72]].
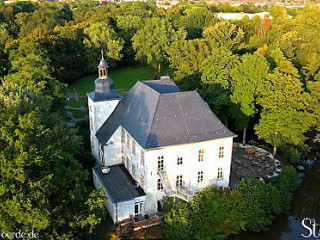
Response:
[[216, 11, 271, 20], [88, 55, 236, 223]]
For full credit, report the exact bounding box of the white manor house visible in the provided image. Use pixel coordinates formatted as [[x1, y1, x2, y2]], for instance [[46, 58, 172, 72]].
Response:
[[88, 56, 236, 223]]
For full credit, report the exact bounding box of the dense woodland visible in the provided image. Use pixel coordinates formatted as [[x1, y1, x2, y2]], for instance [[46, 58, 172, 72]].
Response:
[[0, 0, 319, 239]]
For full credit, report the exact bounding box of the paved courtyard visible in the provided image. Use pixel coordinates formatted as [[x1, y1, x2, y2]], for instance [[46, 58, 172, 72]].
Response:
[[229, 143, 279, 190]]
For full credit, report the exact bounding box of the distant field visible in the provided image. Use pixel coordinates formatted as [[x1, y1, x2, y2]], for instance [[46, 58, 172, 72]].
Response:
[[68, 65, 174, 95]]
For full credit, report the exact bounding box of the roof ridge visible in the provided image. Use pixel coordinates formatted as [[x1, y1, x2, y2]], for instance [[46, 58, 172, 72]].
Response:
[[97, 81, 143, 140], [144, 92, 162, 148], [176, 93, 192, 142], [121, 82, 148, 132], [140, 81, 163, 94]]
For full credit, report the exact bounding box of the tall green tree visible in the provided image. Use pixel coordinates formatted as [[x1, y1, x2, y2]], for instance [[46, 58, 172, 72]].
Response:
[[132, 17, 186, 75], [255, 49, 314, 156], [203, 21, 244, 51], [84, 22, 125, 64], [230, 53, 269, 145], [168, 38, 212, 80]]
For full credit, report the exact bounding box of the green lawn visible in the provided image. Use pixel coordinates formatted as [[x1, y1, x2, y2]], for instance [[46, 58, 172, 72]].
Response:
[[68, 65, 174, 96]]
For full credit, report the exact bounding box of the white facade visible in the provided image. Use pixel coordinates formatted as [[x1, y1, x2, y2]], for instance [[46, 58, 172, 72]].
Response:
[[88, 97, 120, 162], [88, 73, 235, 222], [93, 167, 146, 223], [94, 126, 234, 215]]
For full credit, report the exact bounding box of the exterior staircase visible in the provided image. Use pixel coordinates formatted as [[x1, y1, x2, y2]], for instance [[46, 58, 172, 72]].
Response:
[[158, 169, 195, 202]]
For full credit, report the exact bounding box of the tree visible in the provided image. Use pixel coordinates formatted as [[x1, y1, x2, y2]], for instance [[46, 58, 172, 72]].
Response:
[[255, 49, 314, 156], [236, 179, 281, 232], [0, 79, 107, 238], [230, 53, 270, 145], [201, 48, 239, 89], [203, 21, 244, 51], [191, 187, 246, 240], [168, 38, 212, 80], [162, 197, 192, 240], [7, 42, 63, 98], [84, 22, 124, 62], [132, 17, 186, 75], [173, 5, 216, 39]]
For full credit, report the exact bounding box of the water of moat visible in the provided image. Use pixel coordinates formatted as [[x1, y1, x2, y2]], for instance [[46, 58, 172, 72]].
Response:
[[228, 139, 320, 240]]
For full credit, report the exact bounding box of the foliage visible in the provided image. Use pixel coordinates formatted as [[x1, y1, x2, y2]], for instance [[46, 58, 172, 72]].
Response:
[[168, 38, 212, 80], [162, 197, 192, 240], [132, 17, 186, 73], [191, 187, 247, 240], [0, 110, 107, 239], [279, 145, 302, 165], [162, 188, 247, 240], [201, 48, 239, 89], [236, 179, 281, 232], [84, 22, 124, 62], [203, 21, 244, 51]]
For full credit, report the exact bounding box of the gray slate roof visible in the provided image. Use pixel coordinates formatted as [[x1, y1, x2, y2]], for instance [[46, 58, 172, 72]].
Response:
[[93, 164, 145, 203], [87, 77, 122, 102], [96, 79, 236, 149]]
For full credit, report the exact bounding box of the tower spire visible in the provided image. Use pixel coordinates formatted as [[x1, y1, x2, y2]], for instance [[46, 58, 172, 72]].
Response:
[[98, 50, 109, 79]]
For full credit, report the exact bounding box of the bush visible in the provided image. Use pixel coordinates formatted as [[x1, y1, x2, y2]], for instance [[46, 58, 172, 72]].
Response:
[[162, 188, 247, 240], [162, 197, 192, 240], [279, 145, 301, 164], [236, 179, 281, 232], [274, 166, 299, 192], [191, 187, 246, 240]]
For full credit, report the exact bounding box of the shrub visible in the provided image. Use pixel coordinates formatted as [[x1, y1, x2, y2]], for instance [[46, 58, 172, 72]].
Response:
[[162, 197, 192, 240], [191, 187, 247, 240], [274, 166, 299, 192], [279, 145, 301, 164], [236, 179, 281, 232]]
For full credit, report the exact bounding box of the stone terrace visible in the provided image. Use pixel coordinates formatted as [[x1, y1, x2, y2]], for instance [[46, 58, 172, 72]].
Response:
[[229, 143, 279, 189]]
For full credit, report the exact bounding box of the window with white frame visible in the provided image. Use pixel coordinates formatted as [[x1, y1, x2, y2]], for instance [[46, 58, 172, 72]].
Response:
[[157, 179, 163, 190], [90, 118, 93, 131], [90, 136, 94, 149], [121, 128, 125, 143], [177, 155, 183, 165], [126, 156, 130, 169], [134, 201, 143, 216], [132, 164, 136, 179], [219, 146, 224, 158], [217, 168, 223, 180], [99, 143, 104, 162], [197, 171, 204, 183], [141, 149, 145, 166], [132, 140, 136, 155], [176, 175, 183, 187], [140, 175, 144, 189], [158, 156, 164, 171], [127, 134, 130, 148], [198, 149, 204, 162]]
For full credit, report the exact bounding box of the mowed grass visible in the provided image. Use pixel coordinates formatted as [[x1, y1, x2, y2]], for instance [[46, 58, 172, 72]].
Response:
[[68, 65, 174, 96]]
